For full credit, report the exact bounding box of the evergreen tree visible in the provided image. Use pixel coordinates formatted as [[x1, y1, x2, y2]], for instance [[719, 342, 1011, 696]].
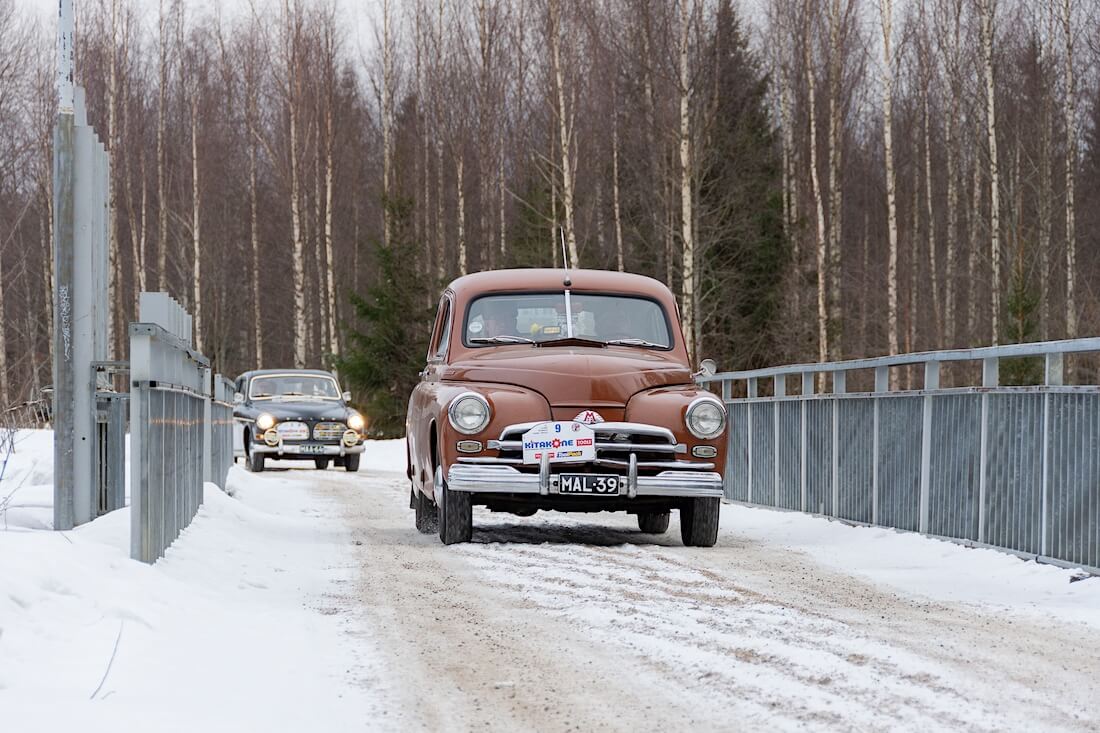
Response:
[[339, 198, 435, 437], [696, 0, 787, 371]]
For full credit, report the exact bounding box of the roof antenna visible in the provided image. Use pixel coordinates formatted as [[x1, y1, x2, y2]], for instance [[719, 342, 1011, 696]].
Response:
[[559, 226, 571, 286]]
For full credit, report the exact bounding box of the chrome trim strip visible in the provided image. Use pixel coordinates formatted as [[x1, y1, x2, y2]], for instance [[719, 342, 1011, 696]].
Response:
[[488, 439, 680, 453], [447, 464, 723, 498], [498, 421, 677, 444]]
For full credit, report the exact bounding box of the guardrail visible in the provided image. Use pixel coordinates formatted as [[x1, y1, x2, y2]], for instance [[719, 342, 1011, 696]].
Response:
[[129, 293, 236, 563], [700, 338, 1100, 574]]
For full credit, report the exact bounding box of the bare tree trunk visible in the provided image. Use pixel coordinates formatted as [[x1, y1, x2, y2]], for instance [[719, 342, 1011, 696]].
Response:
[[826, 0, 844, 359], [381, 0, 394, 249], [456, 153, 467, 275], [286, 4, 307, 369], [498, 130, 507, 262], [612, 101, 624, 272], [156, 0, 169, 293], [107, 0, 121, 357], [0, 259, 7, 406], [324, 101, 338, 360], [1061, 0, 1077, 339], [920, 23, 941, 345], [944, 94, 959, 347], [804, 11, 829, 368], [677, 0, 697, 360], [880, 0, 900, 370], [190, 88, 203, 352], [1038, 11, 1053, 341], [968, 150, 981, 340], [548, 0, 579, 268], [775, 10, 799, 317], [979, 0, 1001, 344]]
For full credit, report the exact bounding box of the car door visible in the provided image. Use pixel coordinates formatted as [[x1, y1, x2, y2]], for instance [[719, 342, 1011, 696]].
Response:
[[410, 293, 455, 492]]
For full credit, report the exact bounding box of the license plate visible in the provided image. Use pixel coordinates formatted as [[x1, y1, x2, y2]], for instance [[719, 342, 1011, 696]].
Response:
[[299, 444, 325, 454], [557, 474, 621, 495]]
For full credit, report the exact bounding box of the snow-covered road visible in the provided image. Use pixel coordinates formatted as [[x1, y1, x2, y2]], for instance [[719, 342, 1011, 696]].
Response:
[[3, 432, 1098, 732], [319, 463, 1100, 733]]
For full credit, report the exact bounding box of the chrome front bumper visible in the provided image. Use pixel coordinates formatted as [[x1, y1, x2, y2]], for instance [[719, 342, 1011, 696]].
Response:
[[447, 462, 724, 499], [252, 442, 364, 456]]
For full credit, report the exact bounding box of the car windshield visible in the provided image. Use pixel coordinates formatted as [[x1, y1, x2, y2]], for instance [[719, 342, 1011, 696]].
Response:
[[464, 293, 672, 349], [249, 374, 341, 400]]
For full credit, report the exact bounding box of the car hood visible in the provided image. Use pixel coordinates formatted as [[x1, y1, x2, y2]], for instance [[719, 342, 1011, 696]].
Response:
[[250, 400, 350, 421], [442, 347, 692, 407]]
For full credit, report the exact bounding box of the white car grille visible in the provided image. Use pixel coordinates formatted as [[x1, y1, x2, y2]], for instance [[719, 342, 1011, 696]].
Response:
[[275, 421, 310, 441], [313, 422, 346, 441]]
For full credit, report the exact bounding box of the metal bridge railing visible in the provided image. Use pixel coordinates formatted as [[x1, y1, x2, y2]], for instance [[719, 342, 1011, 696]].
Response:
[[129, 293, 236, 563], [700, 338, 1100, 574]]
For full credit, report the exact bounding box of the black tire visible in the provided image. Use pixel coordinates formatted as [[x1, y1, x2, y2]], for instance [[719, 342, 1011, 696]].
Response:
[[638, 511, 671, 534], [344, 453, 360, 473], [680, 497, 720, 547], [414, 486, 438, 534], [436, 466, 472, 545], [246, 436, 265, 473], [314, 457, 330, 470]]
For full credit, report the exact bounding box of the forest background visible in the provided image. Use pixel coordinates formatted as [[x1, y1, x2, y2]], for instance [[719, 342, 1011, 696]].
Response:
[[1, 0, 1098, 434]]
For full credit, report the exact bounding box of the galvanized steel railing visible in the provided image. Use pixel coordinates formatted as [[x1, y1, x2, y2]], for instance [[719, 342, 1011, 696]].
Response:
[[129, 293, 236, 563], [700, 338, 1100, 574]]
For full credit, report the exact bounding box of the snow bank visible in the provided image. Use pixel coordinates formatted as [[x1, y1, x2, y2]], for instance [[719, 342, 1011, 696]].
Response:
[[724, 504, 1100, 628], [0, 432, 375, 732]]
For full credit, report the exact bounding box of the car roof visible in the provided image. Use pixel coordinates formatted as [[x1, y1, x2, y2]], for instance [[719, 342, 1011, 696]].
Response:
[[445, 268, 674, 300], [237, 369, 337, 381]]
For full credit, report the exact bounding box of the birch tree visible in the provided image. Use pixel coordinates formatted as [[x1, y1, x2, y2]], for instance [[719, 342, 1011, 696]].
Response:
[[879, 0, 900, 365], [1061, 0, 1078, 338], [978, 0, 1002, 343]]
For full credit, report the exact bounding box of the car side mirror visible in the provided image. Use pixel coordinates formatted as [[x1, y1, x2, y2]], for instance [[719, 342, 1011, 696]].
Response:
[[233, 392, 244, 404], [697, 359, 717, 378], [342, 391, 352, 403]]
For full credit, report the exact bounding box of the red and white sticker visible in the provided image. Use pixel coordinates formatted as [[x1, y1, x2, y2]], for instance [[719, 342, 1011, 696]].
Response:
[[522, 421, 596, 464]]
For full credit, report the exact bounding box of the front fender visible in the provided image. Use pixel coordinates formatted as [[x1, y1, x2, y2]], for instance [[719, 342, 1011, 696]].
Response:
[[625, 386, 728, 470], [431, 382, 551, 498]]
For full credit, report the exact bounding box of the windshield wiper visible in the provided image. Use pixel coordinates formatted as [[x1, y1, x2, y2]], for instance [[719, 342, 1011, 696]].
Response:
[[606, 338, 666, 348], [536, 336, 606, 348], [470, 335, 535, 344]]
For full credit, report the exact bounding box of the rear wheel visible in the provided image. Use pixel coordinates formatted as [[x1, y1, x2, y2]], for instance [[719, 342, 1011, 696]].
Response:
[[436, 465, 472, 545], [314, 457, 330, 470], [680, 497, 720, 547], [344, 453, 360, 473], [414, 485, 438, 534], [637, 511, 670, 534]]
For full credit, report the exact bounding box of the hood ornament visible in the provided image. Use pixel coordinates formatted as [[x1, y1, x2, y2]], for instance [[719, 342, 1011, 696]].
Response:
[[574, 410, 604, 425]]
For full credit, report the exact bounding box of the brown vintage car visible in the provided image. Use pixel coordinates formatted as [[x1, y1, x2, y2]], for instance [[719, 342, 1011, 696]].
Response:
[[406, 268, 727, 545]]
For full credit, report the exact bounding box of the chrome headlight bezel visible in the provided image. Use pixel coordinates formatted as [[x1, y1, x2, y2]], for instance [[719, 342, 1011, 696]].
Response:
[[448, 392, 491, 435], [686, 396, 726, 440]]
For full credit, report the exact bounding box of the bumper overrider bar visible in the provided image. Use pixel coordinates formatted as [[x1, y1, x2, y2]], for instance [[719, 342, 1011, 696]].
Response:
[[447, 462, 723, 498]]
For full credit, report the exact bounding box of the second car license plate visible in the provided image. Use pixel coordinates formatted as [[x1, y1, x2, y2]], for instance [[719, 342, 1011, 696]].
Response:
[[299, 444, 325, 454], [558, 474, 620, 495]]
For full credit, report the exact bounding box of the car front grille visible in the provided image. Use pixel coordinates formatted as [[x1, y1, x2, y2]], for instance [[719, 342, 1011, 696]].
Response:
[[275, 421, 310, 441], [313, 422, 346, 441], [474, 421, 706, 474]]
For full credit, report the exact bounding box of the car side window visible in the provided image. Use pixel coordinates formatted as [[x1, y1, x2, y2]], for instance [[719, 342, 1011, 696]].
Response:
[[429, 297, 453, 362]]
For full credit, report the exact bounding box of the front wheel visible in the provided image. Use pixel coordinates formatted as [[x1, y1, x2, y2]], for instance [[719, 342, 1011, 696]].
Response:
[[314, 457, 330, 470], [680, 497, 720, 547], [414, 485, 438, 534], [344, 453, 360, 473], [246, 442, 265, 473], [638, 511, 670, 534], [436, 465, 472, 545]]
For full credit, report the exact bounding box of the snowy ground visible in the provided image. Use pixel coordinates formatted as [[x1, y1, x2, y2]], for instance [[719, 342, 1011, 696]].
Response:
[[2, 430, 1098, 732]]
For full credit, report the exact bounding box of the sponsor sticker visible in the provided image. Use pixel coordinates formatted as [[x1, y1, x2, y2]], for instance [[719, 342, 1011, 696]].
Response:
[[521, 421, 596, 464]]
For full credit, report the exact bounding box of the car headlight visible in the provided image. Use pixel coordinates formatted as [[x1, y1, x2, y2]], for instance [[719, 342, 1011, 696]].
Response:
[[686, 397, 725, 439], [348, 413, 365, 432], [257, 413, 276, 431], [448, 392, 491, 435]]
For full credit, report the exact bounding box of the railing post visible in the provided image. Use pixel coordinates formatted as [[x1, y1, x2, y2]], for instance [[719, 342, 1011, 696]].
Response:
[[1040, 354, 1061, 557], [977, 357, 999, 544], [872, 366, 888, 525], [919, 361, 939, 534], [774, 376, 784, 507], [747, 377, 757, 504], [721, 379, 732, 500], [801, 372, 813, 512], [832, 371, 845, 517]]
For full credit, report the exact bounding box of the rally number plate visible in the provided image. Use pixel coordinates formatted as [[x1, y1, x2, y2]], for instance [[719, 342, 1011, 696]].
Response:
[[557, 474, 621, 495]]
